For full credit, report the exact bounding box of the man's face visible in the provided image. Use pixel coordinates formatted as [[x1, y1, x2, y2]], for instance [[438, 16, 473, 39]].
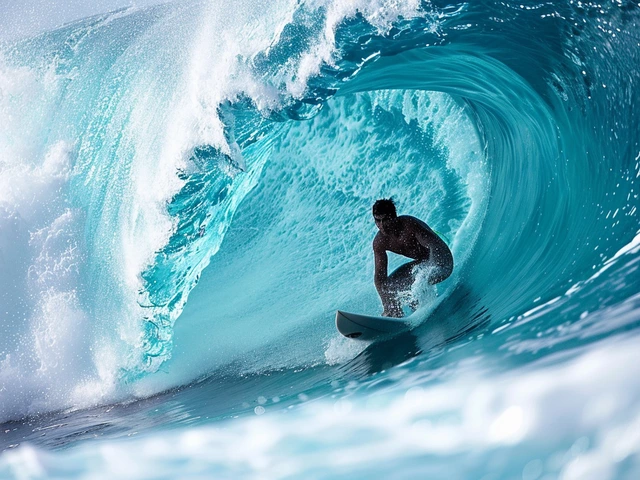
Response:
[[374, 212, 394, 234]]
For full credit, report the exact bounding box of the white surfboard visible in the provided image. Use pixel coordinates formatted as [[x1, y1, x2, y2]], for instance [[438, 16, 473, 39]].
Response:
[[335, 310, 412, 341]]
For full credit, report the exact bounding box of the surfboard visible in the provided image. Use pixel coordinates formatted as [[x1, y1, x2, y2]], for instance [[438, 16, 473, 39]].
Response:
[[335, 310, 412, 341]]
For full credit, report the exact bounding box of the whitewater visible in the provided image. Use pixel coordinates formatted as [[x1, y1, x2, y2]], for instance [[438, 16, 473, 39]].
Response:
[[0, 0, 639, 478]]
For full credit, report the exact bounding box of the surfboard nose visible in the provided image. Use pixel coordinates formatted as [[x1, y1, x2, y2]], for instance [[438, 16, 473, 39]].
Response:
[[335, 310, 364, 339]]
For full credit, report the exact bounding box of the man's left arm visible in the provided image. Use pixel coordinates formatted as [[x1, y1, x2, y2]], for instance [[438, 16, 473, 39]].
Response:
[[414, 226, 432, 260]]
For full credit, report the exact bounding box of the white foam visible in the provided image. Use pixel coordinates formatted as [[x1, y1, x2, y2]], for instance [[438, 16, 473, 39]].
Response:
[[286, 0, 424, 97], [0, 57, 97, 420], [324, 335, 369, 365]]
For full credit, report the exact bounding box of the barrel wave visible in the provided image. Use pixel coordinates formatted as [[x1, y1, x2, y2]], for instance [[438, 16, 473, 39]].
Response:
[[1, 0, 639, 478]]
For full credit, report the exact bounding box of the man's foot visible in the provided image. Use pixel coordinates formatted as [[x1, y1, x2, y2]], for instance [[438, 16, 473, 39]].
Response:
[[382, 307, 404, 318]]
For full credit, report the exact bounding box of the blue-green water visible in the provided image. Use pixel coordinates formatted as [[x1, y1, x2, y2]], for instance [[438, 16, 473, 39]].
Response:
[[0, 0, 639, 478]]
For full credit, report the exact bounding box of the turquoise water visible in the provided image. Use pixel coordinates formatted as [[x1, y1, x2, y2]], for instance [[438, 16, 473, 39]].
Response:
[[0, 0, 639, 478]]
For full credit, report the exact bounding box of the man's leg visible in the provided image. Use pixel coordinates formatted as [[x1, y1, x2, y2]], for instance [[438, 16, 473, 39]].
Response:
[[381, 260, 422, 317]]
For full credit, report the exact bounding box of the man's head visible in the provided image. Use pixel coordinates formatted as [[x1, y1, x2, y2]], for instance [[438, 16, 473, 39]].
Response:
[[373, 198, 397, 233]]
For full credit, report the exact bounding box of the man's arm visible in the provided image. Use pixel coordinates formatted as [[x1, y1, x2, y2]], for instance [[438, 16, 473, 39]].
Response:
[[411, 219, 435, 259], [413, 219, 454, 267], [415, 229, 432, 260], [373, 236, 388, 292], [373, 236, 403, 316]]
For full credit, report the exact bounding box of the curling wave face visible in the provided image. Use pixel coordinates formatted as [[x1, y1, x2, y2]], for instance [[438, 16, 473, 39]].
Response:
[[0, 0, 639, 442]]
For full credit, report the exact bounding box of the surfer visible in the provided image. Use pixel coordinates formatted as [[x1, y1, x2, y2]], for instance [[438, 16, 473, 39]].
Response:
[[372, 198, 453, 317]]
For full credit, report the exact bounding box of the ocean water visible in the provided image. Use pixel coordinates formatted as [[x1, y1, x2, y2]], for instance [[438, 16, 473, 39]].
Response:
[[0, 0, 639, 478]]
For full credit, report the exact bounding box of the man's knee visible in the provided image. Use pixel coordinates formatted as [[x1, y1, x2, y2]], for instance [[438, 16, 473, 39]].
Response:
[[429, 262, 453, 285]]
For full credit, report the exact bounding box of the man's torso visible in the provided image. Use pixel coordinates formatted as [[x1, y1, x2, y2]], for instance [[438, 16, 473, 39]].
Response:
[[375, 215, 452, 265]]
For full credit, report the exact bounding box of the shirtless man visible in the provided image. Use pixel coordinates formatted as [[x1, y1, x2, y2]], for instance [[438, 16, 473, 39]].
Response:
[[372, 198, 453, 317]]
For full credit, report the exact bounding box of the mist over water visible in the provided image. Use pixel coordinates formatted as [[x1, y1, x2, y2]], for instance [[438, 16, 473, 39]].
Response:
[[0, 0, 639, 478]]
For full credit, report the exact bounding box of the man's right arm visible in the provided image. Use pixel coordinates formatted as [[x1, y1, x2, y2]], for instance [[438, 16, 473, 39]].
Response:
[[373, 237, 402, 317], [373, 236, 388, 293]]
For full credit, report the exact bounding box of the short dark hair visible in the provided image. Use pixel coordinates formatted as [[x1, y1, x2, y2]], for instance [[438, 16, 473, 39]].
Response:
[[372, 198, 397, 217]]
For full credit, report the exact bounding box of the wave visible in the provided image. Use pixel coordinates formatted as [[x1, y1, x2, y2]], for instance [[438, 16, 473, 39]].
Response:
[[0, 0, 638, 423]]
